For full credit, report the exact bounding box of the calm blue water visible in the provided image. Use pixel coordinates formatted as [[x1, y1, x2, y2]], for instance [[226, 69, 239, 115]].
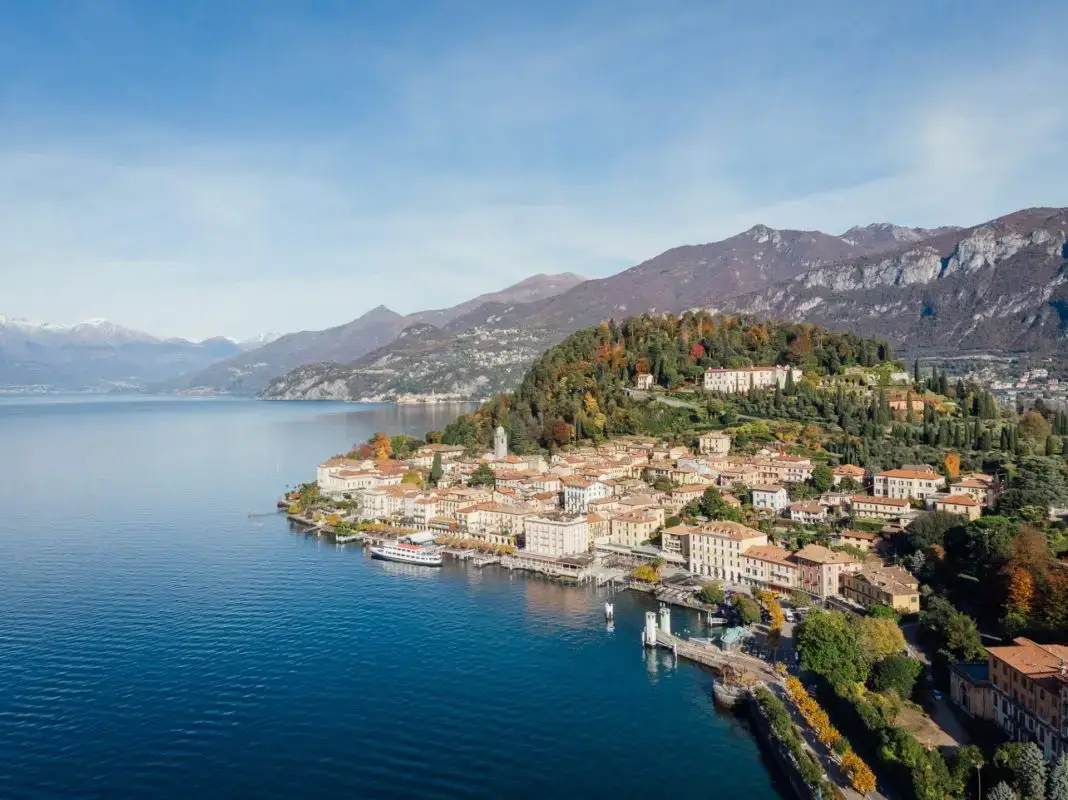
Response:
[[0, 397, 784, 799]]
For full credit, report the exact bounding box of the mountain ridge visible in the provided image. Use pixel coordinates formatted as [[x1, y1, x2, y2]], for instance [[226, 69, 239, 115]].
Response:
[[172, 272, 588, 395], [260, 209, 1068, 402]]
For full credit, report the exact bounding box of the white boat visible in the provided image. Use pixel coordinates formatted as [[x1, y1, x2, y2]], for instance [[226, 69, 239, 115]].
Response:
[[369, 541, 443, 567]]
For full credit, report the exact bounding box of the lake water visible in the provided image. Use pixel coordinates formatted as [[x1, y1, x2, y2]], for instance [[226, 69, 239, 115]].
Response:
[[0, 397, 784, 798]]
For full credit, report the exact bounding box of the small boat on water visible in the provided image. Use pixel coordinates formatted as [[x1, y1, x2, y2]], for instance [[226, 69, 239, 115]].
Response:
[[369, 541, 443, 567]]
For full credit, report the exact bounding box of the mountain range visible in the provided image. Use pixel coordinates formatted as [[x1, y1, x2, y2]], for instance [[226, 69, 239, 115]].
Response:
[[262, 209, 1068, 401], [260, 220, 991, 401], [0, 317, 245, 390], [9, 207, 1066, 396]]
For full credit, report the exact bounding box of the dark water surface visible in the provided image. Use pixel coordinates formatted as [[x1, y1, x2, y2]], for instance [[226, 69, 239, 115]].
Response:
[[0, 397, 783, 799]]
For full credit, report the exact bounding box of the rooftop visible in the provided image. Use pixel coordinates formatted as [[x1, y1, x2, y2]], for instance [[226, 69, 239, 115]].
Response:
[[986, 637, 1068, 677]]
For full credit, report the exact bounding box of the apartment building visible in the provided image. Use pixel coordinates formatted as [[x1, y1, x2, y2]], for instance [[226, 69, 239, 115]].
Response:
[[697, 431, 732, 455], [793, 544, 860, 598], [608, 511, 660, 548], [851, 495, 912, 521], [523, 514, 590, 557], [562, 478, 612, 513], [752, 485, 790, 513], [874, 468, 945, 500], [840, 565, 920, 612], [987, 637, 1068, 759], [741, 545, 800, 591], [934, 494, 982, 521], [687, 521, 768, 582]]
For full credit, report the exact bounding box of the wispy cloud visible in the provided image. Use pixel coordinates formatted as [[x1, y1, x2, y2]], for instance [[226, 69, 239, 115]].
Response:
[[0, 1, 1065, 339]]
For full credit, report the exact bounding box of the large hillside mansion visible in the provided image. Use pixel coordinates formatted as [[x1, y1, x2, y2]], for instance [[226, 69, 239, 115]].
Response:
[[703, 365, 803, 393]]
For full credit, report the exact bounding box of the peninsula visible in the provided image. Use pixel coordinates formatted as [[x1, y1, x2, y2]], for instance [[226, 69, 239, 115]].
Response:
[[286, 312, 1068, 800]]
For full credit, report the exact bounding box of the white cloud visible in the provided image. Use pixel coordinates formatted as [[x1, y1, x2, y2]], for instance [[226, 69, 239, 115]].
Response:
[[1, 4, 1066, 339]]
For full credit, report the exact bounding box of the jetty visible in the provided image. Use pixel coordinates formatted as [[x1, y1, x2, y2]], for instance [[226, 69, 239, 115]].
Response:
[[642, 606, 779, 684]]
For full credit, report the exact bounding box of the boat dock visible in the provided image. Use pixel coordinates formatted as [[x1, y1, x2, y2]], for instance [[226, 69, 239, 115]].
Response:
[[642, 606, 780, 683]]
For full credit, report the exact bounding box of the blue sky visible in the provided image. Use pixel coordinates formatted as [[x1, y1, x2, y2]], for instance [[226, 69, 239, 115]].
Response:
[[1, 0, 1066, 339]]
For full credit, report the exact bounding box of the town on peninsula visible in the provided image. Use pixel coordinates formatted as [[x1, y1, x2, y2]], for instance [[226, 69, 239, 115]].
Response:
[[285, 313, 1068, 800]]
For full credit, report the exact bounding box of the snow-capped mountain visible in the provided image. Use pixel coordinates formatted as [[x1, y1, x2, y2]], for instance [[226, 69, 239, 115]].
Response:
[[234, 332, 283, 351], [0, 315, 241, 391]]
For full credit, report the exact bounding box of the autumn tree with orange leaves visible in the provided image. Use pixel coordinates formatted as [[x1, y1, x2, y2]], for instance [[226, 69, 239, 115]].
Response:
[[944, 452, 960, 479], [370, 431, 392, 461]]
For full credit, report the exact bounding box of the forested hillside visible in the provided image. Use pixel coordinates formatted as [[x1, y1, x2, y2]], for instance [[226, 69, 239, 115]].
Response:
[[440, 312, 895, 453]]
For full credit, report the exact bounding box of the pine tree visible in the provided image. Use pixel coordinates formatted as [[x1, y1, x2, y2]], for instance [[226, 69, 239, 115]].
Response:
[[429, 452, 443, 486], [914, 358, 922, 385], [1017, 742, 1046, 800], [906, 390, 916, 424], [988, 783, 1018, 800], [1047, 754, 1068, 800]]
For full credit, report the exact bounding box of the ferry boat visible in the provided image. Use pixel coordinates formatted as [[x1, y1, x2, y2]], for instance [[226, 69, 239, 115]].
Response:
[[369, 541, 443, 567]]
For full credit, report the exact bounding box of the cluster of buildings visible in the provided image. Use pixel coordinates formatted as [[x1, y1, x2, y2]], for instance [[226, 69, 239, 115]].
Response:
[[314, 423, 1006, 613], [660, 521, 920, 610]]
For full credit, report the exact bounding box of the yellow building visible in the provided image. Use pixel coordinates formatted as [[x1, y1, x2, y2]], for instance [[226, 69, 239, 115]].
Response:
[[687, 521, 768, 582], [851, 495, 911, 520], [934, 493, 982, 521], [840, 565, 920, 612]]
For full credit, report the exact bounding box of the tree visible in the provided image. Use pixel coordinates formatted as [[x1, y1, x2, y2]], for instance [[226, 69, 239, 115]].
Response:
[[401, 469, 423, 485], [789, 591, 812, 609], [699, 580, 725, 606], [922, 596, 985, 660], [988, 782, 1019, 800], [1005, 566, 1036, 619], [868, 604, 899, 620], [370, 431, 392, 461], [468, 462, 496, 487], [1017, 743, 1047, 800], [795, 609, 870, 686], [429, 453, 444, 487], [1047, 754, 1068, 800], [692, 487, 742, 522], [869, 652, 923, 699], [855, 616, 906, 662], [733, 595, 761, 626], [1019, 411, 1052, 442], [945, 451, 961, 479], [809, 464, 834, 494]]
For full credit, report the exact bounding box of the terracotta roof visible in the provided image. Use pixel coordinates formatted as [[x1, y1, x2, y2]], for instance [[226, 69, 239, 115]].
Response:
[[851, 565, 918, 595], [833, 464, 866, 476], [852, 495, 911, 507], [877, 469, 943, 480], [938, 494, 980, 507], [839, 529, 878, 542], [753, 484, 787, 493], [744, 545, 796, 567], [694, 520, 766, 541], [986, 637, 1068, 676], [794, 544, 858, 565]]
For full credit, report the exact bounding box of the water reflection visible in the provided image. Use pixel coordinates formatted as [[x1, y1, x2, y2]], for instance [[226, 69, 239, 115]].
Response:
[[522, 578, 597, 630]]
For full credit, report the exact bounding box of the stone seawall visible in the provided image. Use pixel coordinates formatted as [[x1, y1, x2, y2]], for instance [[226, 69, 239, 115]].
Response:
[[746, 693, 823, 800]]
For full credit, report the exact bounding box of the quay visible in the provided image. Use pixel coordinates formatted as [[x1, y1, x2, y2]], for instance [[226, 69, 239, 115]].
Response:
[[642, 606, 779, 684]]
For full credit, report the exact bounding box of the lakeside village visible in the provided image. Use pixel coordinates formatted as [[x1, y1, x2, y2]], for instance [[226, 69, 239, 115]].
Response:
[[285, 347, 1068, 800]]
